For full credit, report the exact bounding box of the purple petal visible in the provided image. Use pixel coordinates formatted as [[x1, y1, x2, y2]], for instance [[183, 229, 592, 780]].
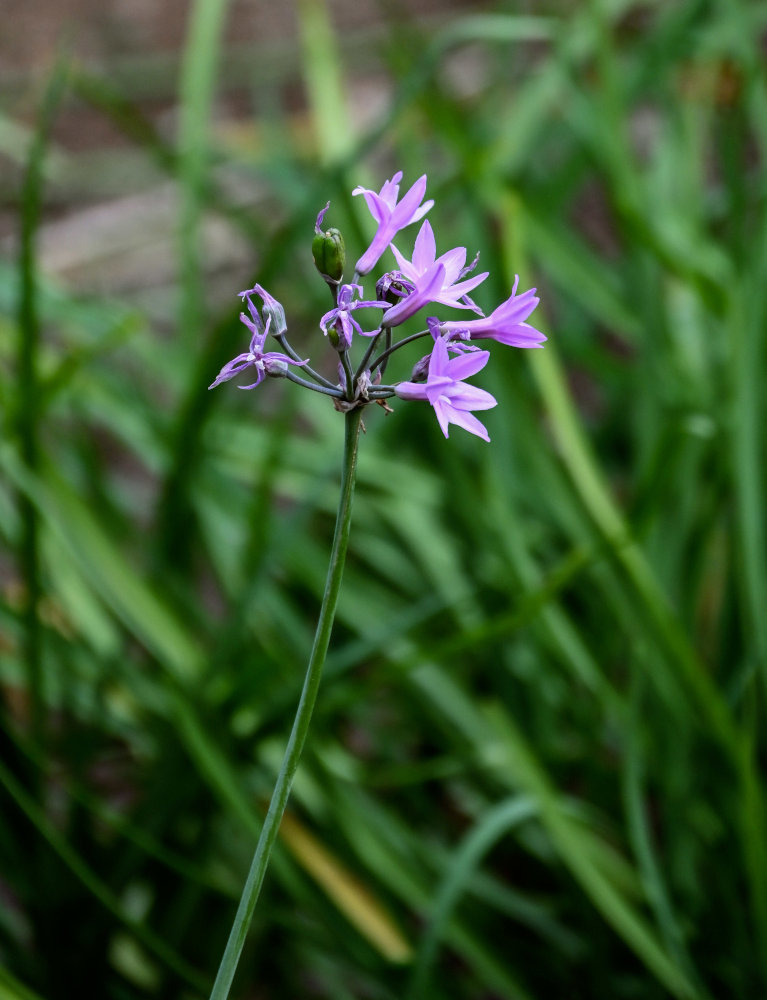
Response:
[[208, 353, 255, 388], [441, 270, 489, 302], [459, 251, 481, 279], [410, 199, 434, 224], [394, 380, 428, 400], [489, 323, 547, 347], [390, 242, 416, 279], [412, 220, 436, 272], [239, 311, 261, 342], [445, 383, 497, 410], [459, 292, 485, 316], [263, 351, 307, 368], [236, 371, 266, 390], [381, 170, 402, 209], [493, 288, 539, 323], [315, 201, 330, 233], [339, 312, 354, 347], [355, 230, 393, 276], [444, 348, 490, 382], [354, 298, 389, 311], [428, 334, 450, 377], [381, 263, 446, 327], [432, 397, 452, 438], [435, 245, 466, 284], [427, 316, 442, 341], [378, 171, 403, 208], [390, 174, 428, 227], [319, 307, 337, 335], [446, 408, 491, 441]]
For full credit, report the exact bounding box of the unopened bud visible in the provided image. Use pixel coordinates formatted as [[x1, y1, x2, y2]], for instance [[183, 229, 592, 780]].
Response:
[[264, 358, 289, 378], [246, 283, 287, 337], [410, 353, 431, 382], [326, 322, 340, 349], [376, 271, 412, 305], [261, 301, 287, 338], [312, 227, 346, 284]]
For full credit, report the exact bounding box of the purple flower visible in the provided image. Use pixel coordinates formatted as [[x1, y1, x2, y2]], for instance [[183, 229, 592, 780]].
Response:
[[393, 220, 488, 306], [379, 262, 448, 329], [395, 336, 497, 441], [440, 277, 546, 348], [239, 282, 288, 338], [352, 172, 434, 276], [319, 283, 389, 349], [209, 312, 306, 390]]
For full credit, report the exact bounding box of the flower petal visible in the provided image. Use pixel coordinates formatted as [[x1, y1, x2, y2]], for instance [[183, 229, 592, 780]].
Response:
[[446, 408, 490, 441], [428, 333, 450, 377], [353, 189, 389, 227], [381, 262, 446, 327], [394, 380, 428, 401], [432, 397, 453, 438], [390, 174, 428, 228], [435, 245, 466, 285], [444, 348, 490, 382], [390, 243, 415, 277], [444, 383, 497, 410], [412, 220, 437, 272]]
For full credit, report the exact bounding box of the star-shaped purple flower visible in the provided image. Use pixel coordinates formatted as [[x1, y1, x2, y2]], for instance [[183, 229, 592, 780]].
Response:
[[352, 172, 434, 276], [439, 277, 546, 348], [394, 336, 497, 441], [319, 283, 388, 349], [209, 288, 306, 390], [381, 221, 489, 328], [393, 221, 487, 306]]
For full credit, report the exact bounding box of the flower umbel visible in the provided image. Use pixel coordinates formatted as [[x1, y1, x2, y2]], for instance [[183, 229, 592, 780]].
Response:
[[210, 171, 545, 433], [395, 336, 497, 441]]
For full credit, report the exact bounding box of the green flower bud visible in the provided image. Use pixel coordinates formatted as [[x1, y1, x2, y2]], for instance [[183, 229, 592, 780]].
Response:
[[326, 322, 340, 349], [312, 227, 346, 284]]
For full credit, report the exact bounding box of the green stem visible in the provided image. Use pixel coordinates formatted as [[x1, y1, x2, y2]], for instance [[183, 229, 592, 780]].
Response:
[[275, 334, 337, 389], [283, 370, 342, 398], [339, 350, 356, 399], [368, 329, 430, 375], [354, 325, 384, 383], [209, 407, 364, 1000]]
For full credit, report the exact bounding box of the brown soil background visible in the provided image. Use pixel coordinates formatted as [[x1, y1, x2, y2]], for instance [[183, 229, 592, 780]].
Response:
[[1, 0, 481, 297]]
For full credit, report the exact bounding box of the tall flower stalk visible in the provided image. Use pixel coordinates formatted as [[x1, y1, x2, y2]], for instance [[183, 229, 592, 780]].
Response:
[[207, 171, 545, 997], [209, 407, 362, 1000]]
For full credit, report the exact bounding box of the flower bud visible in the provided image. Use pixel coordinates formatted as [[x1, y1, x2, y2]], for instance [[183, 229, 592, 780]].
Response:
[[376, 271, 413, 305], [326, 322, 340, 349], [242, 283, 287, 337], [410, 353, 431, 382], [312, 227, 346, 284], [259, 299, 287, 338], [264, 358, 289, 378]]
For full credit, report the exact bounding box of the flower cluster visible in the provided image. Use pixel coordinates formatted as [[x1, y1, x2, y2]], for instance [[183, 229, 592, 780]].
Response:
[[210, 172, 546, 441]]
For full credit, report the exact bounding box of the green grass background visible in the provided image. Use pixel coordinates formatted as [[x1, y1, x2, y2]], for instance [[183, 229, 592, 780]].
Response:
[[1, 0, 766, 997]]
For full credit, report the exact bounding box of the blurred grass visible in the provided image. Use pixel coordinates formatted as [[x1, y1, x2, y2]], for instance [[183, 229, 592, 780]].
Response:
[[1, 0, 766, 998]]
